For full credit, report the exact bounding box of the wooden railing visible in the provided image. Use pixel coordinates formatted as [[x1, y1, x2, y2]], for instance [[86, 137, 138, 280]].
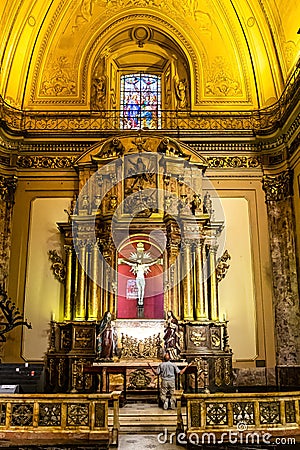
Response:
[[177, 392, 300, 447], [0, 391, 120, 447]]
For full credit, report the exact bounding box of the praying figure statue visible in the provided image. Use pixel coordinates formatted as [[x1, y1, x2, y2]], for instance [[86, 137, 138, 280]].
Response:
[[120, 242, 160, 307]]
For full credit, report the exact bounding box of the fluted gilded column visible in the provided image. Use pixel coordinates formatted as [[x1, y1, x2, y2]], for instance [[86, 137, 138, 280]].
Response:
[[163, 255, 171, 312], [103, 265, 110, 313], [74, 241, 87, 320], [176, 258, 181, 318], [194, 239, 208, 320], [108, 269, 115, 315], [202, 241, 209, 319], [88, 241, 99, 321], [182, 239, 193, 320], [63, 245, 73, 321], [98, 253, 104, 317], [208, 243, 218, 321], [167, 245, 177, 314]]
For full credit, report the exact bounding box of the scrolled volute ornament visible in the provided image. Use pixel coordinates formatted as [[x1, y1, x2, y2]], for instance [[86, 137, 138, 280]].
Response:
[[216, 250, 231, 283], [262, 170, 293, 202], [48, 250, 66, 283], [0, 286, 32, 342]]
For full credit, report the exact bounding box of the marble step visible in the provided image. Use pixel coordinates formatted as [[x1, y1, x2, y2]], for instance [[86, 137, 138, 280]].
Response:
[[108, 404, 186, 432]]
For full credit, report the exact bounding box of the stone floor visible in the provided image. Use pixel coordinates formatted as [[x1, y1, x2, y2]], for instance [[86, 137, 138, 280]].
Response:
[[118, 433, 179, 449]]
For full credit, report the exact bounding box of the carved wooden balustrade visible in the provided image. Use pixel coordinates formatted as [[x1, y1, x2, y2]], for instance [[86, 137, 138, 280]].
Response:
[[0, 391, 120, 447], [176, 391, 300, 446]]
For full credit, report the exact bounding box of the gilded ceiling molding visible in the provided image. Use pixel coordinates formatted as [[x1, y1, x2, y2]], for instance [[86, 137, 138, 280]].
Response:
[[0, 175, 17, 204], [17, 155, 76, 169], [206, 156, 260, 168], [20, 142, 89, 153], [213, 0, 251, 102], [262, 170, 293, 202], [29, 0, 68, 104]]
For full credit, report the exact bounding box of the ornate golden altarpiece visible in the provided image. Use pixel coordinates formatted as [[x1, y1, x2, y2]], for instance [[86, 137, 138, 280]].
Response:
[[46, 134, 232, 394]]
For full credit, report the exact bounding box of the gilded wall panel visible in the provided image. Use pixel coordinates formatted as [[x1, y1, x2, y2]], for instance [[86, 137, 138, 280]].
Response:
[[26, 1, 254, 108]]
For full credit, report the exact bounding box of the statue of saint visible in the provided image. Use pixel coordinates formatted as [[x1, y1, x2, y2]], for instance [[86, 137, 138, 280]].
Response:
[[174, 78, 188, 109], [164, 311, 181, 360], [91, 76, 106, 110], [96, 311, 117, 360]]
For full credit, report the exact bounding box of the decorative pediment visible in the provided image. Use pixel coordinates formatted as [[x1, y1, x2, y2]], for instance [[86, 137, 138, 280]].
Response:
[[75, 134, 208, 169]]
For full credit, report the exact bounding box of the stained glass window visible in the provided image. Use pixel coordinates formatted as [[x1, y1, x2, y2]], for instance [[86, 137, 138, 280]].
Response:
[[120, 73, 161, 129]]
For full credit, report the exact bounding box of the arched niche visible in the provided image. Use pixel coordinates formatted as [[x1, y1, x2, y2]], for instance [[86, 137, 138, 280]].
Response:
[[89, 24, 194, 113]]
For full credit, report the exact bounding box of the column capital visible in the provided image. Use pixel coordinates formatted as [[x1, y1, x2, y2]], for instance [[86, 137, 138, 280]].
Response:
[[262, 169, 293, 202], [0, 175, 17, 204]]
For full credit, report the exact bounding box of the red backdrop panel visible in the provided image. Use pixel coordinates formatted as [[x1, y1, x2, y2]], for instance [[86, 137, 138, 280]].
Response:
[[117, 263, 164, 319]]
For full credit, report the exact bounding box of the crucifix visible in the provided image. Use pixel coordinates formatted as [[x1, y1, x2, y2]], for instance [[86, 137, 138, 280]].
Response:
[[120, 242, 160, 317]]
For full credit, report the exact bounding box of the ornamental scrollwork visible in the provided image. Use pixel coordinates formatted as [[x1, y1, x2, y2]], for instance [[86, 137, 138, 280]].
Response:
[[206, 57, 242, 97], [0, 286, 32, 342], [11, 404, 34, 426], [48, 250, 66, 283], [262, 170, 293, 202], [216, 250, 231, 283], [128, 368, 152, 389], [17, 155, 76, 169], [207, 156, 260, 168], [40, 57, 76, 96], [190, 329, 207, 347]]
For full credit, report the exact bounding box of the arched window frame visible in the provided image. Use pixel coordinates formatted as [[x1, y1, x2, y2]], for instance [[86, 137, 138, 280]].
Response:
[[120, 72, 162, 130]]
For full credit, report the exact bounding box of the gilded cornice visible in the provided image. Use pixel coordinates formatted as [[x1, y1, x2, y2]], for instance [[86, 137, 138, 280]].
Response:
[[188, 142, 259, 153], [262, 170, 293, 202], [288, 132, 300, 157]]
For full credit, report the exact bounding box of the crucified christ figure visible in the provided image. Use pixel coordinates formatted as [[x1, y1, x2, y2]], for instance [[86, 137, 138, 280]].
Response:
[[120, 242, 159, 307]]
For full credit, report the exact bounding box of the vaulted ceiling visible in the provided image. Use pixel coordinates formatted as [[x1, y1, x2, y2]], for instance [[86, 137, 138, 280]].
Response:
[[0, 0, 299, 112]]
